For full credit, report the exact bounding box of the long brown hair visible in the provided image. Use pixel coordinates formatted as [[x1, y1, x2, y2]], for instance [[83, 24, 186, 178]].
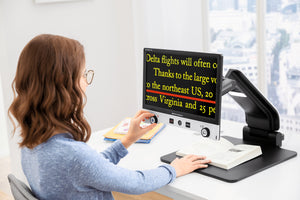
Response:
[[8, 34, 91, 149]]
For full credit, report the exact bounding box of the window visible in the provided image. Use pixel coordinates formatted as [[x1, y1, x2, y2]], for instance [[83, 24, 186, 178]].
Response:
[[208, 0, 300, 133], [209, 0, 257, 122], [266, 0, 300, 133]]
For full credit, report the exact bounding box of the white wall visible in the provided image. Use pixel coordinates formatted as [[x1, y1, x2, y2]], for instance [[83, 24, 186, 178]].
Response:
[[0, 0, 137, 180], [0, 0, 10, 159], [132, 0, 205, 107], [0, 74, 9, 158]]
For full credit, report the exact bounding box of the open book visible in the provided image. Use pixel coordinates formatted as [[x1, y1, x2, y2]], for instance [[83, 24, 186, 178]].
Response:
[[103, 118, 165, 143], [176, 137, 262, 170], [114, 118, 150, 134]]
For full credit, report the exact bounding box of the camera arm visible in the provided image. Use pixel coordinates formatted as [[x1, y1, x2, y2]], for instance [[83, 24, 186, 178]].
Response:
[[222, 69, 284, 147]]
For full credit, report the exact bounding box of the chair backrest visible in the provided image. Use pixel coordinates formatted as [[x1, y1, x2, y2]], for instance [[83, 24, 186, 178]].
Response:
[[7, 174, 38, 200]]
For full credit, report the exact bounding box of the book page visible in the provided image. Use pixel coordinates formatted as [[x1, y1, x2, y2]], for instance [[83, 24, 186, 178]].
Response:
[[176, 137, 234, 157], [209, 144, 262, 169], [177, 138, 262, 169], [114, 118, 131, 134], [209, 145, 251, 163], [114, 118, 150, 134]]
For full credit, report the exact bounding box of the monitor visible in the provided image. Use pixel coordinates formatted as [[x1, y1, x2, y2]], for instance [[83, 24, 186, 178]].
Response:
[[143, 48, 223, 140]]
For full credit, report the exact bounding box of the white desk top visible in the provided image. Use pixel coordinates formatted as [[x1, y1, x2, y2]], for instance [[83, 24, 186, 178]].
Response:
[[87, 120, 300, 200]]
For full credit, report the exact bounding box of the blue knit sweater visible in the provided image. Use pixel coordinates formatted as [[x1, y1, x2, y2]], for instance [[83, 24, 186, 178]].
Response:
[[21, 133, 176, 200]]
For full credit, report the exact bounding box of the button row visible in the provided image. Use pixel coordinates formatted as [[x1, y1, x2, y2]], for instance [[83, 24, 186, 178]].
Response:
[[168, 118, 210, 137], [169, 118, 190, 128]]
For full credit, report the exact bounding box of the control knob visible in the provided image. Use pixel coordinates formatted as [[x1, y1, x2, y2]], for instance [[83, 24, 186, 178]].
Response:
[[149, 115, 158, 124], [201, 127, 210, 137]]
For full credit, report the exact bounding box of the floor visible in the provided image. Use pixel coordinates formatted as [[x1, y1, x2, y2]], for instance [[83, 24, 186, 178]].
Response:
[[0, 156, 172, 200]]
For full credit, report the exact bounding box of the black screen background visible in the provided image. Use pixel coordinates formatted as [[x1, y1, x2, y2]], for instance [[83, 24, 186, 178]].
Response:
[[143, 48, 223, 125]]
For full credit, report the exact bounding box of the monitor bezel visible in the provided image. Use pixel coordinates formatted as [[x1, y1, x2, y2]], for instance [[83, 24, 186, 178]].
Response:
[[143, 48, 223, 125]]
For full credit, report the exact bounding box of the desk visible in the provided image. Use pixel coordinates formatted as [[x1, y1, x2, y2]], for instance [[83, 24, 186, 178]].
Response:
[[87, 120, 300, 200]]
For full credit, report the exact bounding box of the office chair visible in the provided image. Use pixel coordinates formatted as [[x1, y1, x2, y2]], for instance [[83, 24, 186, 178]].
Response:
[[7, 174, 38, 200]]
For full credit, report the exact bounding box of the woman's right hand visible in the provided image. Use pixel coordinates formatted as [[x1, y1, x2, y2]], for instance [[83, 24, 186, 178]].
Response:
[[170, 155, 211, 177], [121, 110, 157, 149]]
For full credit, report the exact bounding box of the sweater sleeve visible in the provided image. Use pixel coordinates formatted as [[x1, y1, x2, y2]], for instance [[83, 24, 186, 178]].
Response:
[[70, 143, 176, 195], [99, 140, 128, 164]]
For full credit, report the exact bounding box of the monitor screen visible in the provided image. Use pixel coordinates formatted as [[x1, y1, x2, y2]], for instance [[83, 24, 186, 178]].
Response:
[[143, 48, 223, 139]]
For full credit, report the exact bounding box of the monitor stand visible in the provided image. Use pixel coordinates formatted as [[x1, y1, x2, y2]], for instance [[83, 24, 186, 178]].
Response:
[[161, 69, 297, 182], [160, 135, 297, 183]]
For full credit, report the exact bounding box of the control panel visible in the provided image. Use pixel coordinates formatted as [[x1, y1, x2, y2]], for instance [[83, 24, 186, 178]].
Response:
[[145, 110, 220, 140]]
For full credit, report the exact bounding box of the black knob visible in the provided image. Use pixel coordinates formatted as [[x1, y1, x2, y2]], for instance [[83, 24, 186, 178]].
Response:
[[201, 127, 210, 137], [149, 115, 158, 124]]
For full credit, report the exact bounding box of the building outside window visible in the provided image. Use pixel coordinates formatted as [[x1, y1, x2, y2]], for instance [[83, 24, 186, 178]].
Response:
[[209, 0, 300, 133]]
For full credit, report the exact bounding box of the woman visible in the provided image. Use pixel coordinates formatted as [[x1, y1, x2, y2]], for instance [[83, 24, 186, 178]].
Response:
[[9, 34, 210, 200]]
